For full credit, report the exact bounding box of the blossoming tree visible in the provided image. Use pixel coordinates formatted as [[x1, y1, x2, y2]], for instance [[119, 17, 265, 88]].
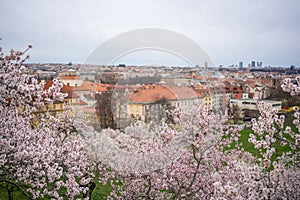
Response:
[[1, 46, 300, 199], [0, 47, 93, 199], [90, 79, 300, 199]]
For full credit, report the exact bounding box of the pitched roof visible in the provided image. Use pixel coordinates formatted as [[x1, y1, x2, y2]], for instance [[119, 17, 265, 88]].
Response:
[[96, 83, 108, 92], [58, 75, 82, 80], [168, 86, 200, 100], [129, 85, 202, 103], [44, 80, 79, 98], [72, 81, 97, 91], [130, 85, 176, 103], [67, 81, 108, 93]]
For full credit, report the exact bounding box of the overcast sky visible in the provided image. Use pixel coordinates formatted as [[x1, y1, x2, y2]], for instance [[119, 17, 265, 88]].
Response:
[[1, 0, 300, 66]]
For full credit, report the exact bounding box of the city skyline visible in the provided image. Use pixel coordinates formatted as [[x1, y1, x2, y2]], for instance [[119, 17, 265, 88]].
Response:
[[1, 0, 300, 66]]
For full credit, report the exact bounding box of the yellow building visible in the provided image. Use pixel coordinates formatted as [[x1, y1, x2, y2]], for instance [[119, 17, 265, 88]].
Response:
[[32, 80, 82, 126], [128, 84, 208, 122]]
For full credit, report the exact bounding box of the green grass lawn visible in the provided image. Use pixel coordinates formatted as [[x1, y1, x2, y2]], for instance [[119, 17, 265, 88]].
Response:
[[0, 183, 28, 200], [238, 128, 262, 158], [237, 127, 294, 163], [91, 181, 112, 200]]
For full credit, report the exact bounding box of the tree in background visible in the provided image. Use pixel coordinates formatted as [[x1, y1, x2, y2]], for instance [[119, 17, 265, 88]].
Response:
[[95, 90, 117, 129], [228, 102, 242, 123]]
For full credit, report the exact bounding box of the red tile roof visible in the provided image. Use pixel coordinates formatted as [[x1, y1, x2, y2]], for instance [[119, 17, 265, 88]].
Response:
[[67, 81, 108, 93], [96, 83, 108, 92], [44, 80, 79, 98], [72, 81, 97, 91], [58, 75, 83, 80], [168, 86, 200, 99], [130, 85, 175, 103], [81, 107, 96, 113], [129, 85, 202, 103], [232, 93, 243, 99]]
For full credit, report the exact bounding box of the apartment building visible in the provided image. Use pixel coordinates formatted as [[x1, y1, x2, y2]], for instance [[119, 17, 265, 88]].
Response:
[[128, 84, 207, 123], [229, 98, 282, 119]]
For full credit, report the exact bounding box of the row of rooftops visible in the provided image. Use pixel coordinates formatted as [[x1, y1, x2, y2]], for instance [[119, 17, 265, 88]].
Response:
[[36, 66, 296, 88], [43, 78, 206, 104], [40, 69, 297, 106], [27, 63, 299, 86], [43, 81, 248, 106]]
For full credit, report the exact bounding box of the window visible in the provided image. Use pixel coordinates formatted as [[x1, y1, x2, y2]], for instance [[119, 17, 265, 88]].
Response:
[[242, 102, 251, 105]]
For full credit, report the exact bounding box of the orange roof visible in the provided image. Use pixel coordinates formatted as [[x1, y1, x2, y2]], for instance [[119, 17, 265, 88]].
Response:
[[69, 81, 108, 93], [168, 86, 200, 99], [130, 85, 175, 103], [44, 80, 79, 98], [96, 83, 108, 92], [232, 93, 243, 99], [129, 85, 202, 103], [194, 90, 205, 98], [81, 107, 96, 113], [72, 81, 97, 91], [58, 75, 83, 80]]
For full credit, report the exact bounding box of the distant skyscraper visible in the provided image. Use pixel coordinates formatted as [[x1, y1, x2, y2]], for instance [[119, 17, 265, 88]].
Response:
[[257, 61, 262, 67], [291, 65, 295, 70], [239, 62, 243, 68], [204, 62, 208, 70], [251, 61, 256, 67]]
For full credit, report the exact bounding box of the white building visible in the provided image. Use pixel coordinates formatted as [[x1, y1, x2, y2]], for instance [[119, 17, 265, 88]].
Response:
[[229, 99, 282, 119]]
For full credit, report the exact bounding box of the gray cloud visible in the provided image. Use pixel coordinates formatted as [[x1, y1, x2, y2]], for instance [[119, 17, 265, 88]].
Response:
[[0, 0, 299, 66]]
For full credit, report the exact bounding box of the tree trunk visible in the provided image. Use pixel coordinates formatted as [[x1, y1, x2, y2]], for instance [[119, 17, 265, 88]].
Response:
[[6, 183, 13, 200]]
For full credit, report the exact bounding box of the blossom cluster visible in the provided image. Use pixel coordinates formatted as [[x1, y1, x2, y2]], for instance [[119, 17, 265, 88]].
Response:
[[90, 81, 300, 199], [281, 76, 300, 96], [0, 47, 93, 199], [2, 46, 300, 199]]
